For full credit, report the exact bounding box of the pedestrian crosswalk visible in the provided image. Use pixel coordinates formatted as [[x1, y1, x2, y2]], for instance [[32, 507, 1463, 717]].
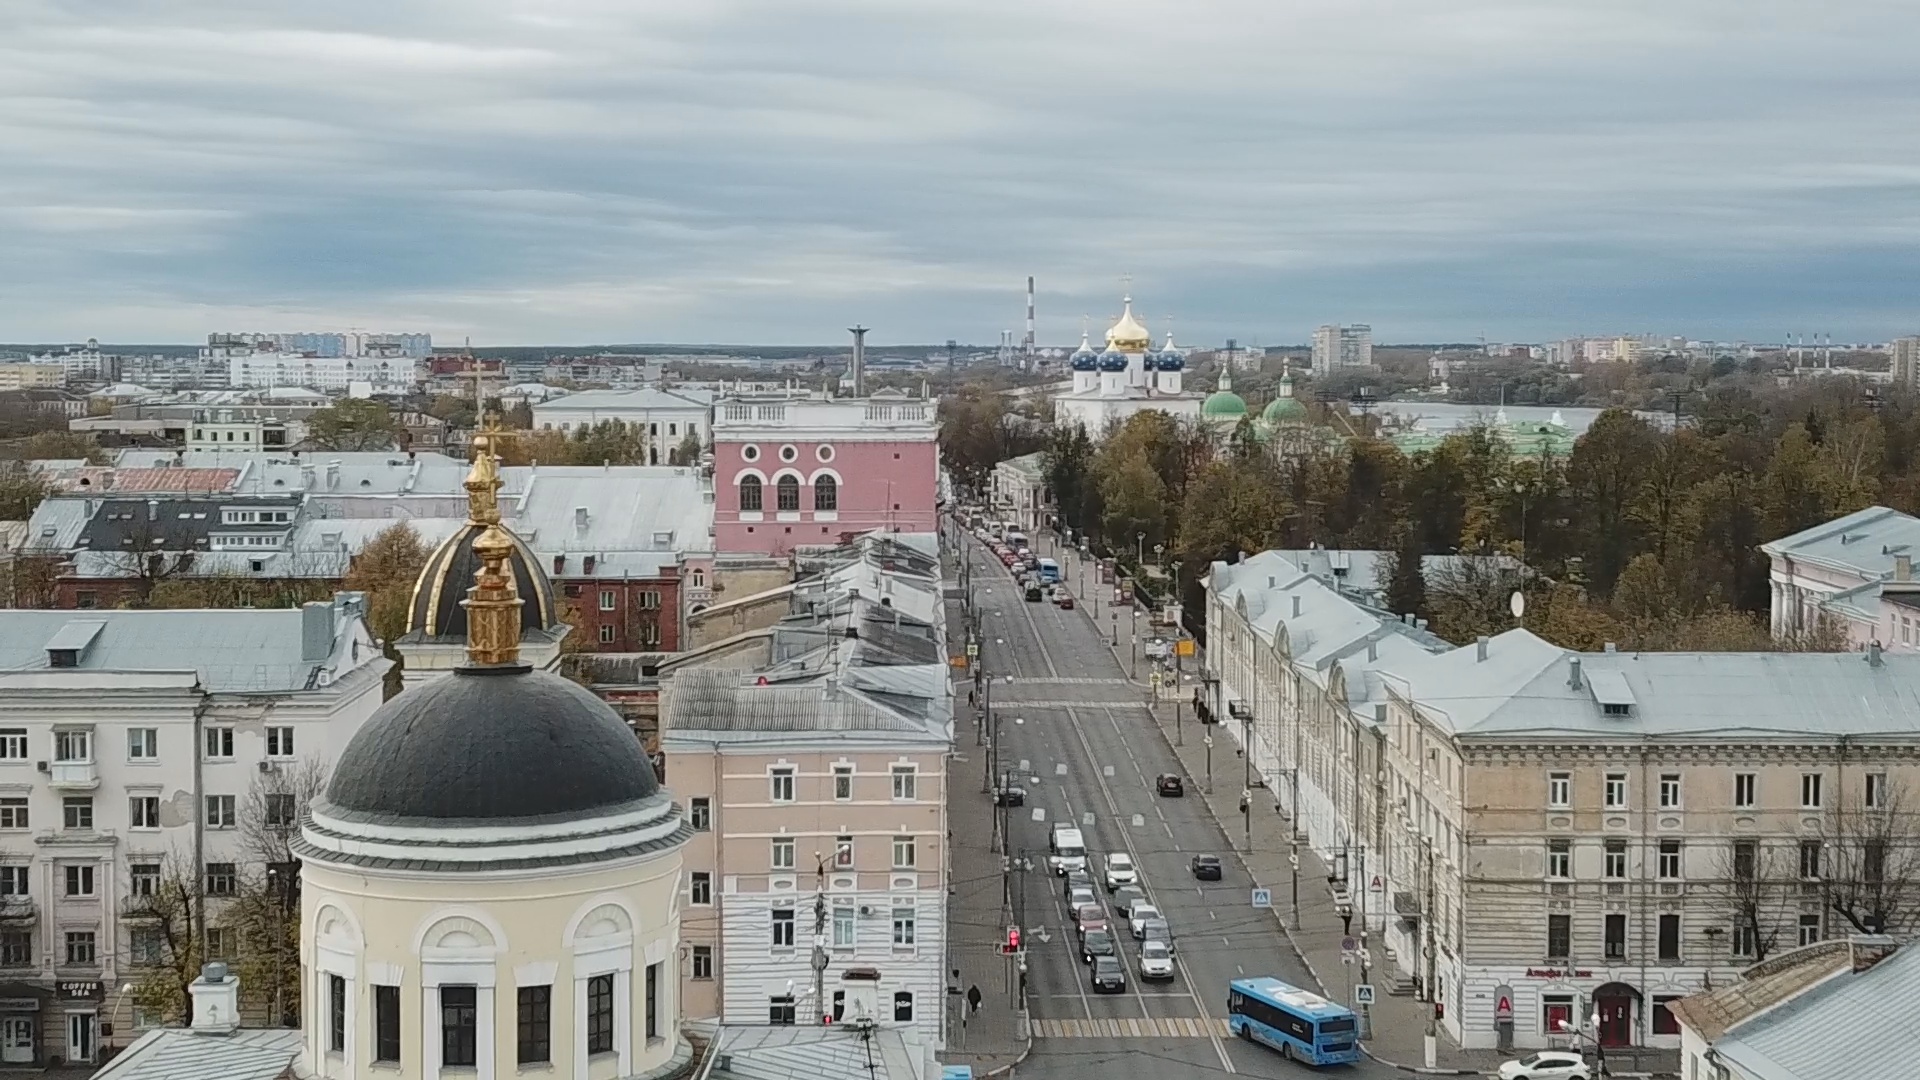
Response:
[[1006, 677, 1133, 685], [1032, 1017, 1229, 1039]]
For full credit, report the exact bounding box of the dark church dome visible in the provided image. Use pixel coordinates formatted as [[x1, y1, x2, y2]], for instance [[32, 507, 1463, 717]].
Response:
[[405, 522, 558, 640]]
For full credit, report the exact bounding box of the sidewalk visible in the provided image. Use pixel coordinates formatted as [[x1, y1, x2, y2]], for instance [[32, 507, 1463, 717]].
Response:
[[1139, 699, 1681, 1078], [940, 547, 1031, 1077]]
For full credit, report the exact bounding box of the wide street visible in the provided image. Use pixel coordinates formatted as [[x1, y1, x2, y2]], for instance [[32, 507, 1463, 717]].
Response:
[[957, 534, 1410, 1080]]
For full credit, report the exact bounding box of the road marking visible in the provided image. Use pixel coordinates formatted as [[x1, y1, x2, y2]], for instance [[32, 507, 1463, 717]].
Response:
[[1031, 1017, 1230, 1039]]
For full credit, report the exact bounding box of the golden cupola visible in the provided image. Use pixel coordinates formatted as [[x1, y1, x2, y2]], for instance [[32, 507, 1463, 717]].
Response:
[[1104, 295, 1153, 353]]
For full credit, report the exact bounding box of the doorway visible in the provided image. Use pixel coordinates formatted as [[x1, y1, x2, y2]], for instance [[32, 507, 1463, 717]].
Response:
[[1593, 982, 1638, 1047], [65, 1012, 95, 1064], [1, 1016, 32, 1063]]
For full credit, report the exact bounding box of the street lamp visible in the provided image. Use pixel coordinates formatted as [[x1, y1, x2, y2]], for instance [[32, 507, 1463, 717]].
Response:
[[1136, 531, 1146, 567]]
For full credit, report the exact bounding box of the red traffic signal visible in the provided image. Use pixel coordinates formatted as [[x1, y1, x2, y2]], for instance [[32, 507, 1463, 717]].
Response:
[[1002, 927, 1021, 954]]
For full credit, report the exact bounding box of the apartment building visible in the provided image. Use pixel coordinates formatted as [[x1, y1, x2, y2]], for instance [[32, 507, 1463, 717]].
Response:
[[0, 364, 65, 391], [0, 597, 385, 1067], [1311, 324, 1373, 375], [1207, 552, 1920, 1054]]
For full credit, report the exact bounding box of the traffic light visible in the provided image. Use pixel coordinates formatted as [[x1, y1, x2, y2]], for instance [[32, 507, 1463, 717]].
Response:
[[1002, 926, 1021, 954]]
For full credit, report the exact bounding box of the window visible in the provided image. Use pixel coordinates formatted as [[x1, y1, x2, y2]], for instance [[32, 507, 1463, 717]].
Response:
[[1799, 840, 1822, 879], [1659, 914, 1681, 961], [599, 590, 617, 611], [772, 838, 795, 870], [892, 907, 916, 946], [0, 730, 24, 760], [441, 986, 478, 1067], [127, 728, 157, 760], [833, 906, 855, 947], [203, 727, 234, 760], [1799, 913, 1822, 946], [64, 865, 94, 897], [54, 729, 91, 762], [892, 836, 916, 869], [205, 863, 236, 896], [768, 995, 797, 1025], [1652, 996, 1681, 1036], [831, 990, 845, 1022], [834, 765, 853, 801], [891, 766, 917, 801], [690, 871, 711, 905], [1801, 773, 1823, 809], [1733, 922, 1757, 958], [834, 836, 854, 869], [328, 974, 346, 1053], [265, 793, 296, 828], [814, 475, 838, 512], [374, 985, 401, 1062], [206, 795, 236, 829], [1604, 772, 1627, 809], [1659, 773, 1682, 808], [1733, 840, 1757, 881], [517, 985, 552, 1065], [1734, 772, 1756, 808], [645, 962, 661, 1042], [1658, 840, 1681, 879], [1866, 840, 1887, 885], [1867, 772, 1888, 810], [1546, 839, 1570, 879], [638, 590, 661, 610], [266, 727, 294, 757], [893, 991, 914, 1022], [689, 797, 710, 831], [64, 797, 92, 830], [599, 624, 616, 644], [587, 974, 614, 1054], [0, 931, 27, 967], [1546, 914, 1571, 960], [129, 796, 160, 830], [1547, 772, 1571, 809], [129, 863, 159, 898], [65, 930, 96, 966], [776, 475, 800, 512], [1604, 913, 1627, 959], [130, 925, 163, 965], [0, 867, 25, 897], [739, 475, 763, 512], [1604, 839, 1627, 879], [772, 908, 795, 948], [0, 800, 24, 830], [691, 946, 714, 979], [770, 767, 795, 803]]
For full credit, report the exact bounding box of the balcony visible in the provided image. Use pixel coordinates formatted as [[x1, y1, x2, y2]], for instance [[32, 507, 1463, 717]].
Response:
[[46, 761, 98, 790], [0, 898, 36, 923]]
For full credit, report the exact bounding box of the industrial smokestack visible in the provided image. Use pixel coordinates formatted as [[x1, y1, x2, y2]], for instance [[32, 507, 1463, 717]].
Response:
[[848, 325, 868, 398], [1024, 276, 1036, 368]]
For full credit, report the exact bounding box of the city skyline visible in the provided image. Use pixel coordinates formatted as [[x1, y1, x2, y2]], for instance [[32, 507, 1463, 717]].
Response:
[[4, 1, 1918, 345]]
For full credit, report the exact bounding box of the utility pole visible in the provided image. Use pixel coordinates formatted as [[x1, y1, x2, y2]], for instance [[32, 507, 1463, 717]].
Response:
[[1423, 839, 1438, 1069], [1290, 772, 1300, 924], [812, 855, 830, 1025], [1173, 645, 1184, 746], [1357, 845, 1373, 1040]]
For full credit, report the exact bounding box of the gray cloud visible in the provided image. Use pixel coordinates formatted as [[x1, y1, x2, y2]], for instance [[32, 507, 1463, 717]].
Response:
[[3, 0, 1918, 344]]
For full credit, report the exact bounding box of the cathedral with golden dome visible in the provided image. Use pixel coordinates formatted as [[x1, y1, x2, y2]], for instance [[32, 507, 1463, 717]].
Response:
[[1053, 293, 1205, 435]]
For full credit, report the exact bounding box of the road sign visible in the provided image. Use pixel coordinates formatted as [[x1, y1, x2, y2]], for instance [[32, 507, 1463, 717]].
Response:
[[1494, 983, 1515, 1022], [967, 642, 979, 659], [1251, 888, 1273, 909], [1354, 984, 1375, 1006], [1176, 638, 1196, 657], [1340, 936, 1358, 954]]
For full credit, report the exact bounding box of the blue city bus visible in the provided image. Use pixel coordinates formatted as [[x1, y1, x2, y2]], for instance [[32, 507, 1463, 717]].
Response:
[[1227, 977, 1362, 1066], [1037, 558, 1061, 584]]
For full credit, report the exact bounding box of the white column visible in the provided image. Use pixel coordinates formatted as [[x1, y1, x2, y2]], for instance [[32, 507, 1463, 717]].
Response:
[[572, 976, 588, 1080], [614, 970, 632, 1076], [423, 987, 441, 1078], [477, 986, 495, 1080], [343, 977, 357, 1080]]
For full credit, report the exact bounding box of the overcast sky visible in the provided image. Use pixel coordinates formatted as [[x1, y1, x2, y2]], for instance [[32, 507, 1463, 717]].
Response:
[[4, 0, 1918, 346]]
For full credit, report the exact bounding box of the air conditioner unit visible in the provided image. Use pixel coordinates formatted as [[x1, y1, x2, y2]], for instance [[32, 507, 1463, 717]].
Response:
[[257, 761, 277, 773], [858, 905, 875, 918], [35, 762, 48, 774]]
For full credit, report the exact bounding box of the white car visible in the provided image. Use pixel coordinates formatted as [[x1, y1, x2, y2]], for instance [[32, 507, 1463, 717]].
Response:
[[1103, 853, 1138, 890], [1067, 886, 1096, 913], [1126, 900, 1161, 937], [1497, 1051, 1591, 1080], [1137, 939, 1175, 980]]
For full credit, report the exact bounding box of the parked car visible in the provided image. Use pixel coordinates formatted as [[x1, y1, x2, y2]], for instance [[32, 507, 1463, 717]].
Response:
[[1126, 900, 1162, 937], [1109, 885, 1146, 916], [1137, 939, 1175, 980], [1156, 773, 1185, 797], [1141, 918, 1175, 956], [1080, 928, 1117, 964], [1190, 854, 1223, 881], [1497, 1052, 1591, 1080], [1090, 955, 1127, 993], [1103, 853, 1138, 890], [1024, 582, 1044, 602]]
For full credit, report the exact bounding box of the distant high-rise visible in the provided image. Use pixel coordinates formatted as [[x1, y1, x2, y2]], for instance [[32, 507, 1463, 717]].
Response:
[[1311, 324, 1372, 375], [1893, 336, 1920, 390]]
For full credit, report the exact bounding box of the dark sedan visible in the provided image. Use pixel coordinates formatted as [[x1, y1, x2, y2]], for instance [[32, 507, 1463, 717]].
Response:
[[1191, 854, 1223, 881], [1156, 773, 1185, 797], [1109, 885, 1146, 916], [1080, 928, 1117, 964], [1090, 955, 1127, 993]]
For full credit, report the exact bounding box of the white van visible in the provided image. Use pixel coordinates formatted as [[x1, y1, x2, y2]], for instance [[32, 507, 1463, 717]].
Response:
[[1049, 825, 1087, 876]]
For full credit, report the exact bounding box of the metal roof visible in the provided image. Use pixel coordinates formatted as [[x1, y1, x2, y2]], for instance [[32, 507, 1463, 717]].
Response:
[[1761, 505, 1920, 579], [1586, 668, 1636, 709], [86, 1025, 300, 1080], [1713, 942, 1920, 1080], [506, 466, 713, 558], [0, 605, 371, 693], [703, 1022, 920, 1080]]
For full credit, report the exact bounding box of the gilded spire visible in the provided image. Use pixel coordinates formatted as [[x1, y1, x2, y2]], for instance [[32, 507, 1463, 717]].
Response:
[[461, 420, 524, 667]]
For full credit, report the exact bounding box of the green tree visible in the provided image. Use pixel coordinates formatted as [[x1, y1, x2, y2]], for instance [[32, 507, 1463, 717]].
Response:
[[1098, 451, 1168, 556], [1045, 424, 1099, 542], [1565, 408, 1659, 596], [567, 419, 651, 465], [669, 429, 703, 466], [342, 523, 432, 697], [0, 468, 50, 520], [307, 398, 398, 452]]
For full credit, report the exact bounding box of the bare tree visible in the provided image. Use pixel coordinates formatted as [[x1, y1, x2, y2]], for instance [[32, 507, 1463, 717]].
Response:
[[121, 853, 205, 1024], [1825, 781, 1920, 937], [235, 758, 329, 1025], [1710, 839, 1792, 963], [1422, 556, 1534, 644]]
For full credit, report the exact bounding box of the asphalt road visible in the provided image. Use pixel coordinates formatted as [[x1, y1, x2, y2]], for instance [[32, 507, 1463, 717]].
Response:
[[959, 537, 1409, 1080]]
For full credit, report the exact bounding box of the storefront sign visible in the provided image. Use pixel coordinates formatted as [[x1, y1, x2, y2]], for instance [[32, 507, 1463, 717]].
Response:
[[1523, 967, 1591, 980], [58, 982, 102, 1001]]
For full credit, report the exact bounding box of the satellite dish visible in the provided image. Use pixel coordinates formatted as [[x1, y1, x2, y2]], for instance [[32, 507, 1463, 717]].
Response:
[[1509, 591, 1526, 620]]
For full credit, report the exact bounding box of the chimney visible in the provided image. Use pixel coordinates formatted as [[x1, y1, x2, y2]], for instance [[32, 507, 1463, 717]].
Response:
[[553, 555, 566, 575], [300, 602, 333, 664], [1898, 554, 1913, 583], [1291, 595, 1301, 618], [1868, 641, 1884, 668], [326, 460, 341, 488], [146, 498, 158, 522], [575, 506, 589, 530], [1850, 934, 1900, 972], [1476, 635, 1489, 662], [848, 325, 869, 398], [1367, 640, 1377, 662], [188, 962, 240, 1035], [1568, 657, 1583, 690], [1604, 641, 1617, 654]]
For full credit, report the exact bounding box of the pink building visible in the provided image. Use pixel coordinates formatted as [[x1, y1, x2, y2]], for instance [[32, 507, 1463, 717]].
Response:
[[712, 389, 940, 556]]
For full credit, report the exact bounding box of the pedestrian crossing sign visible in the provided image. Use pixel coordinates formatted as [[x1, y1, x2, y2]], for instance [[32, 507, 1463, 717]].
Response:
[[1251, 888, 1273, 909]]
